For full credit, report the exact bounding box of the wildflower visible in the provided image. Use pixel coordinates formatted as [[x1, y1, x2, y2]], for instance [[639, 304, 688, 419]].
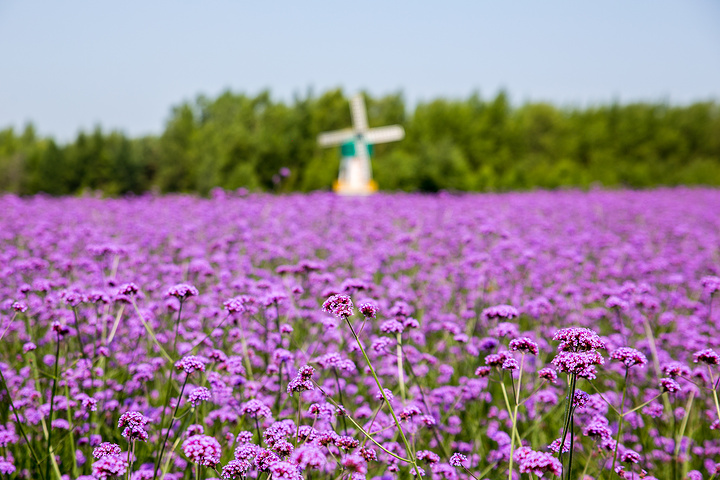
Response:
[[449, 453, 469, 468], [509, 337, 539, 355], [335, 435, 360, 449], [481, 305, 519, 320], [117, 283, 139, 296], [417, 451, 440, 464], [548, 437, 571, 454], [92, 454, 128, 480], [358, 302, 378, 318], [621, 450, 641, 463], [660, 377, 681, 393], [174, 355, 206, 374], [502, 358, 519, 371], [553, 327, 605, 352], [572, 390, 589, 408], [341, 454, 367, 474], [662, 362, 691, 378], [117, 411, 150, 442], [234, 443, 261, 460], [287, 365, 315, 394], [583, 418, 612, 439], [485, 350, 513, 367], [538, 368, 558, 383], [92, 443, 122, 459], [380, 319, 404, 334], [236, 431, 253, 444], [322, 294, 354, 318], [475, 366, 492, 377], [268, 460, 302, 480], [186, 425, 204, 437], [188, 387, 212, 406], [693, 349, 720, 365], [221, 459, 251, 479], [551, 350, 604, 377], [182, 434, 222, 467], [359, 447, 377, 462], [22, 342, 37, 353], [290, 445, 326, 469], [12, 301, 28, 312], [165, 283, 199, 299], [514, 447, 562, 477], [240, 399, 272, 419], [611, 347, 648, 368], [702, 276, 720, 295]]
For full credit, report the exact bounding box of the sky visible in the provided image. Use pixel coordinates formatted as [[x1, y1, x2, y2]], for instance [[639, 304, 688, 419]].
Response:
[[1, 0, 719, 142]]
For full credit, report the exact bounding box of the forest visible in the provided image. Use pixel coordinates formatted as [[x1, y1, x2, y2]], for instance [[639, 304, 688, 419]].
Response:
[[1, 89, 719, 195]]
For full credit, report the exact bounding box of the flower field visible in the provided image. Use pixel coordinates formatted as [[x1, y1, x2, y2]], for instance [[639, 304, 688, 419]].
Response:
[[0, 188, 719, 480]]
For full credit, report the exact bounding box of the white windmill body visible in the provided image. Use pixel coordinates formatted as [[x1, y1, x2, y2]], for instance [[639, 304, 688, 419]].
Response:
[[318, 94, 404, 195]]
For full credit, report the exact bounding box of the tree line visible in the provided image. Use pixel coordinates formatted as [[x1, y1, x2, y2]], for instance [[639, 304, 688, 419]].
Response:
[[1, 89, 719, 195]]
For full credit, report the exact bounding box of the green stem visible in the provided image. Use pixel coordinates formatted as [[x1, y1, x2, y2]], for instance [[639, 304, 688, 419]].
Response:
[[46, 333, 61, 480], [173, 301, 184, 353], [507, 355, 524, 480], [396, 333, 406, 402], [153, 374, 189, 480], [344, 316, 421, 476], [0, 367, 45, 479], [610, 369, 629, 478], [131, 299, 172, 363]]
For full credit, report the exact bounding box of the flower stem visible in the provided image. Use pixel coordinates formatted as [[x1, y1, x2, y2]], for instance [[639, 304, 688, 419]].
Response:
[[46, 333, 61, 480], [343, 317, 422, 476], [610, 369, 629, 478], [153, 374, 189, 480]]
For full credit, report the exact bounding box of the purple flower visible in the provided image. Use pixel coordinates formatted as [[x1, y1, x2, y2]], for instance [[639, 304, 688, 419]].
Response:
[[117, 412, 150, 442], [92, 442, 122, 459], [221, 459, 251, 479], [551, 350, 604, 378], [165, 283, 199, 299], [514, 447, 562, 477], [269, 460, 302, 480], [175, 355, 207, 374], [449, 453, 469, 468], [509, 337, 539, 355], [611, 347, 648, 368], [660, 377, 681, 393], [92, 454, 128, 479], [553, 327, 605, 352], [322, 294, 354, 318], [287, 365, 315, 394], [538, 368, 558, 383], [188, 387, 212, 406], [240, 399, 272, 419], [481, 305, 519, 320], [182, 434, 222, 466], [358, 302, 378, 318], [694, 348, 720, 365]]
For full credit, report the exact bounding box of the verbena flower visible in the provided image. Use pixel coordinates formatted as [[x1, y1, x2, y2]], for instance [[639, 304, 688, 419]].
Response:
[[182, 434, 222, 467], [611, 347, 648, 368], [175, 355, 207, 374], [117, 411, 150, 442], [322, 294, 354, 318]]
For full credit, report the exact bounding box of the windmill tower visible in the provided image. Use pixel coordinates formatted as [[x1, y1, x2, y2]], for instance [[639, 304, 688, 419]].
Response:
[[318, 94, 404, 195]]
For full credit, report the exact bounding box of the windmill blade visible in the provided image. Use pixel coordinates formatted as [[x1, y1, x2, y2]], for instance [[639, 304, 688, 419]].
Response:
[[365, 125, 405, 144], [318, 129, 355, 147], [350, 94, 369, 133]]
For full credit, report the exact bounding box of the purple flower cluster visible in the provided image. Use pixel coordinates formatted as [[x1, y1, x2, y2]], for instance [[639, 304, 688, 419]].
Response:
[[1, 190, 719, 479]]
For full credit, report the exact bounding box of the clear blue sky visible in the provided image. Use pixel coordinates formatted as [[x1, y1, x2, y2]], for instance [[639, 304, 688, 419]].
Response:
[[1, 0, 719, 141]]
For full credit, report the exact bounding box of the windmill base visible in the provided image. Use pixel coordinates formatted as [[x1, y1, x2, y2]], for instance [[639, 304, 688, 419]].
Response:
[[333, 180, 378, 196]]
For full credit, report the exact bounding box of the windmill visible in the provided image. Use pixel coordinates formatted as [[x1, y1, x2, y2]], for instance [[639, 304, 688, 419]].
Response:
[[318, 94, 404, 195]]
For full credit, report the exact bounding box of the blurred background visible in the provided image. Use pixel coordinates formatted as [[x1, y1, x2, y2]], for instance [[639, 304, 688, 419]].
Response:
[[1, 0, 719, 194]]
